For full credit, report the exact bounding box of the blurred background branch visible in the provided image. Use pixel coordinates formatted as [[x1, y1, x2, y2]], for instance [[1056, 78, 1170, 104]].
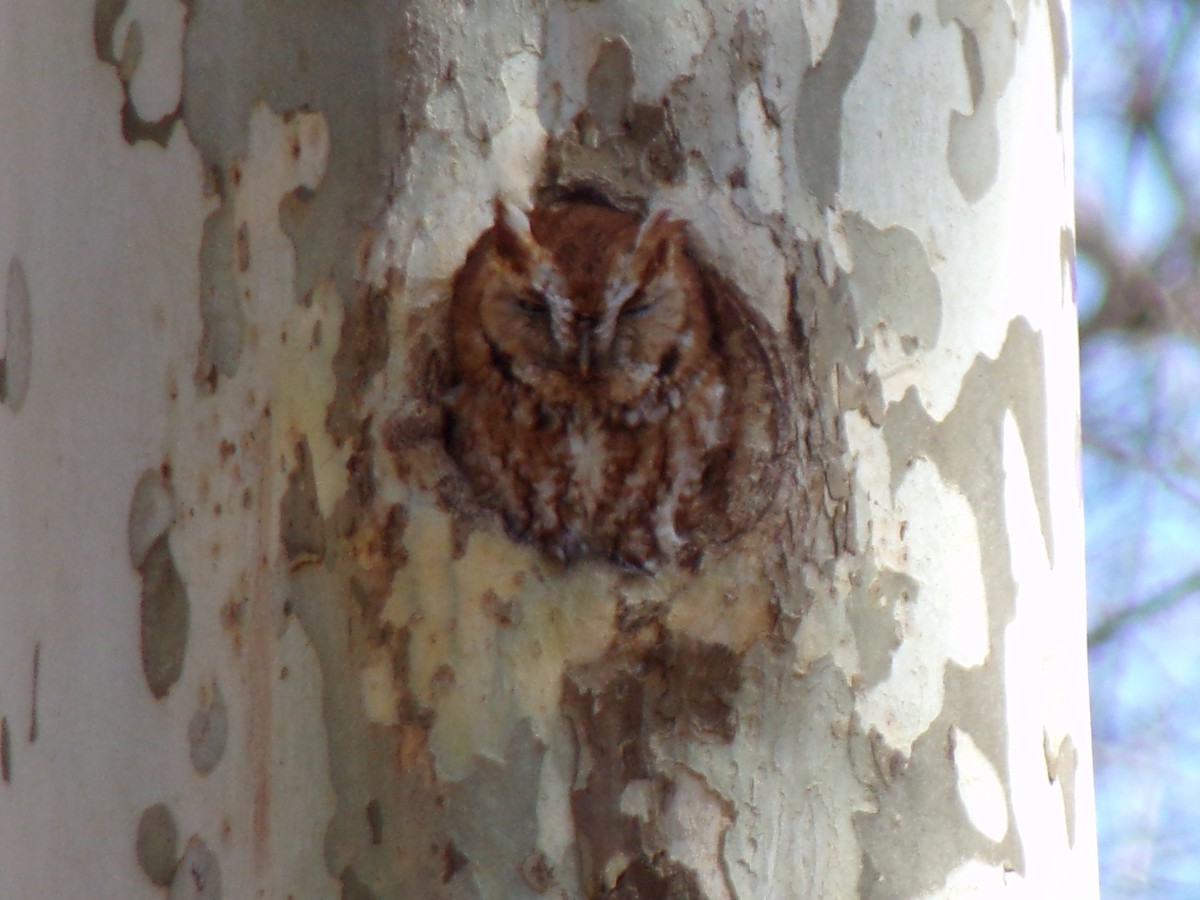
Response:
[[1075, 0, 1200, 893]]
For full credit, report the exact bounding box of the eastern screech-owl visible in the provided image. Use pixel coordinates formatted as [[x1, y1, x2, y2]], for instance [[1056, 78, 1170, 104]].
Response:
[[446, 201, 731, 570]]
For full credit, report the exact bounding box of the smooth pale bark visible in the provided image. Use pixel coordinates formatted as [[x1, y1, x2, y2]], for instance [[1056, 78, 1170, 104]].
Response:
[[0, 0, 1094, 897]]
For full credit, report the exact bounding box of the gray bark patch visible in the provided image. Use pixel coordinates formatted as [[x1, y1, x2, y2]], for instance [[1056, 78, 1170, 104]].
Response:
[[0, 717, 9, 784], [854, 719, 1017, 897], [795, 0, 877, 208], [947, 109, 999, 204], [326, 286, 390, 444], [128, 467, 189, 698], [93, 0, 181, 146], [28, 642, 40, 743], [196, 202, 245, 390], [844, 214, 942, 352], [1045, 732, 1078, 847], [188, 682, 229, 775], [136, 802, 180, 887], [1060, 227, 1076, 307], [586, 40, 637, 139], [170, 836, 222, 899], [539, 17, 693, 205], [441, 724, 544, 900], [2, 256, 32, 411], [861, 320, 1056, 890], [939, 0, 1018, 202], [180, 0, 394, 306], [1047, 0, 1070, 130], [138, 535, 189, 699], [339, 866, 377, 900], [847, 569, 918, 689], [882, 317, 1054, 574], [563, 636, 741, 895], [280, 437, 327, 566], [128, 469, 176, 570]]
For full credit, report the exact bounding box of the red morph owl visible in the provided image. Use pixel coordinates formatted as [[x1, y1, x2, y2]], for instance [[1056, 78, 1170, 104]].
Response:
[[446, 201, 732, 570]]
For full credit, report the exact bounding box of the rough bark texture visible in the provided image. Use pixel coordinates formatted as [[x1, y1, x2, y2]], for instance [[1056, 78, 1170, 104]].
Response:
[[0, 0, 1094, 897]]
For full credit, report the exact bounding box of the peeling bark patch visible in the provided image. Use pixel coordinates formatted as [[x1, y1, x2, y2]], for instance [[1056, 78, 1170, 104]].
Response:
[[1060, 227, 1076, 307], [795, 0, 876, 208], [381, 504, 409, 569], [564, 637, 740, 894], [939, 0, 1017, 202], [542, 102, 685, 210], [291, 560, 451, 894], [946, 105, 997, 202], [120, 97, 181, 147], [847, 569, 913, 689], [281, 438, 326, 566], [959, 26, 984, 108], [0, 717, 10, 783], [950, 726, 1008, 843], [28, 642, 39, 743], [188, 682, 229, 775], [441, 842, 468, 883], [171, 836, 222, 899], [608, 856, 706, 899], [586, 40, 637, 139], [138, 534, 190, 699], [519, 851, 555, 892], [93, 0, 181, 147], [441, 722, 546, 896], [946, 29, 997, 202], [326, 286, 390, 444], [167, 1, 481, 894], [327, 422, 393, 586], [129, 469, 176, 569], [136, 802, 180, 887], [859, 320, 1054, 890], [843, 215, 942, 352], [196, 203, 245, 390], [1047, 0, 1070, 130], [883, 317, 1054, 578], [220, 597, 247, 654], [235, 222, 251, 272], [480, 588, 523, 626], [339, 866, 377, 900], [91, 0, 130, 64], [540, 33, 686, 208], [128, 469, 187, 697], [564, 669, 653, 893], [1, 256, 33, 411], [181, 0, 391, 306], [653, 640, 742, 741], [854, 719, 1013, 898], [116, 20, 141, 84], [365, 798, 382, 845], [1044, 732, 1078, 847]]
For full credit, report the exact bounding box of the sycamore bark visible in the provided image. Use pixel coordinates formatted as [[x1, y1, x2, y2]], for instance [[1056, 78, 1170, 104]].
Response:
[[0, 0, 1094, 897]]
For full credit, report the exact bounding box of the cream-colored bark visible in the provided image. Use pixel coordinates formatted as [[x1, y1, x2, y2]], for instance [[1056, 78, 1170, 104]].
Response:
[[0, 0, 1093, 897]]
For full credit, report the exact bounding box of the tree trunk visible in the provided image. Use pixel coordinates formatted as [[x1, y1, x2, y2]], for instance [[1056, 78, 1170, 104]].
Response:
[[0, 0, 1094, 897]]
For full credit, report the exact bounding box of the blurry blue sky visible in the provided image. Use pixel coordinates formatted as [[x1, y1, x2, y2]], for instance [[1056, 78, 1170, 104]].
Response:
[[1074, 0, 1200, 893]]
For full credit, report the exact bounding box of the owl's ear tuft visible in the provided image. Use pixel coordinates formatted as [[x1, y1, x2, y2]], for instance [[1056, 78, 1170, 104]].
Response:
[[492, 199, 538, 266], [631, 210, 687, 276]]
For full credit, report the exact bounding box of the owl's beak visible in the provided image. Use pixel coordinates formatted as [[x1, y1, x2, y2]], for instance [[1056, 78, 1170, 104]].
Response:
[[578, 331, 592, 377]]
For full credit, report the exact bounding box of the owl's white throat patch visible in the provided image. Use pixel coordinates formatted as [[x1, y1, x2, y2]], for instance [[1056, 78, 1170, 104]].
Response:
[[566, 417, 607, 521]]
